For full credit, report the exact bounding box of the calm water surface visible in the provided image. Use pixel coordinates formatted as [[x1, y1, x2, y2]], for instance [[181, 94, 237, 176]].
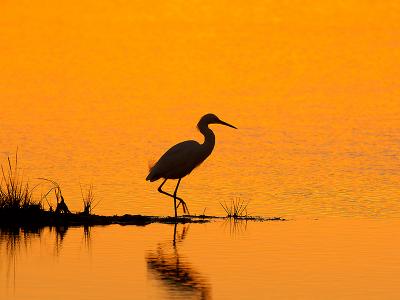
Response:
[[1, 219, 400, 300]]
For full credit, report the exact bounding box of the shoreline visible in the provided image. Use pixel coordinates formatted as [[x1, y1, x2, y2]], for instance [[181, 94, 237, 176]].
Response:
[[0, 210, 285, 227]]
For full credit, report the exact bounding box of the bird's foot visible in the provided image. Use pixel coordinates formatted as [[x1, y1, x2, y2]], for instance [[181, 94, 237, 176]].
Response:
[[176, 200, 190, 216]]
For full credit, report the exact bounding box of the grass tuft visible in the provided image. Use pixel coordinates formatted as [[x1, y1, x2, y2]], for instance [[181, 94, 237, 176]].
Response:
[[38, 178, 70, 214], [220, 198, 250, 219], [0, 152, 41, 210], [80, 183, 100, 215]]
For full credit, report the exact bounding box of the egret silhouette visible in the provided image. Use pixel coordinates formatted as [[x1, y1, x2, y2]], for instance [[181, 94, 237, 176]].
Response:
[[146, 113, 237, 218]]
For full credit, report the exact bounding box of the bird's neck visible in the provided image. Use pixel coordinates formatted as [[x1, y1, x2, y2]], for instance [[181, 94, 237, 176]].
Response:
[[198, 123, 215, 152]]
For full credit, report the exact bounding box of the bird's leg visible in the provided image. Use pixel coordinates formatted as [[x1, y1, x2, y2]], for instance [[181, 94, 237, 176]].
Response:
[[157, 179, 184, 201], [158, 179, 185, 217], [172, 178, 181, 219], [173, 179, 190, 216]]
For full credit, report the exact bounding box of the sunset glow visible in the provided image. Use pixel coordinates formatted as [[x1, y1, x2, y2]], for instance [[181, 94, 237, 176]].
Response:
[[1, 1, 399, 299]]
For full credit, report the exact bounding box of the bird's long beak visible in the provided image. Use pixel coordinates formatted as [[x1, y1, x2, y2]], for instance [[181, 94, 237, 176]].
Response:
[[218, 119, 238, 129]]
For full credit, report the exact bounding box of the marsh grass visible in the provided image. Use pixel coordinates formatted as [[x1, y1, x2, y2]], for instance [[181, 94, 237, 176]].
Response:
[[38, 178, 71, 214], [0, 153, 41, 211], [80, 183, 100, 215], [0, 153, 212, 227], [0, 153, 281, 228], [220, 198, 249, 219]]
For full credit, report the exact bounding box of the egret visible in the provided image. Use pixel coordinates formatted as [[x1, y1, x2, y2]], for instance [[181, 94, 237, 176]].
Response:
[[146, 113, 237, 218]]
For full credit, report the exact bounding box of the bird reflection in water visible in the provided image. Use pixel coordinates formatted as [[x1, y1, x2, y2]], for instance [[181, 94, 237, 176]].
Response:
[[146, 224, 211, 299]]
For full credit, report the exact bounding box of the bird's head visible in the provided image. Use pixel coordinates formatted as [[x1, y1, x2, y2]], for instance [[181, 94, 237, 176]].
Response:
[[198, 113, 237, 129]]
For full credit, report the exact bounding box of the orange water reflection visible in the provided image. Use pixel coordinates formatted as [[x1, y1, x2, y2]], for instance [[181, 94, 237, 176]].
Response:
[[1, 220, 400, 299]]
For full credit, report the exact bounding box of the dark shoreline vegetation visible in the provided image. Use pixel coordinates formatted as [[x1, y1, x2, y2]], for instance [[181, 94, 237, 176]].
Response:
[[0, 153, 285, 228], [0, 210, 285, 227]]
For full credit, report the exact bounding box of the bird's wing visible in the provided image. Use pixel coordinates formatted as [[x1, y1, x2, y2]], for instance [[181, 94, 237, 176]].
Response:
[[149, 140, 201, 178]]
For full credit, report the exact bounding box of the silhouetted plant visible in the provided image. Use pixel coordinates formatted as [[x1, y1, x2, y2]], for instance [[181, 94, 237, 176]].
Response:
[[38, 178, 71, 214], [220, 198, 249, 218], [0, 152, 41, 210], [80, 183, 99, 215]]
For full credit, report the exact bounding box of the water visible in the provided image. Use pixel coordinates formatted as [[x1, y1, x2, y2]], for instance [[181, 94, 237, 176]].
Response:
[[1, 100, 399, 218], [1, 1, 399, 218], [1, 220, 400, 299], [1, 1, 400, 298]]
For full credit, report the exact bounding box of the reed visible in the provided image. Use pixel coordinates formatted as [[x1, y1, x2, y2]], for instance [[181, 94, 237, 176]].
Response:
[[0, 153, 41, 210]]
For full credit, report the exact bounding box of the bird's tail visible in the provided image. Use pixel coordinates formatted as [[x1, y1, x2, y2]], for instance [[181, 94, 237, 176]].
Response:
[[146, 173, 153, 181], [146, 161, 160, 181], [148, 159, 156, 171], [146, 170, 159, 182], [146, 160, 156, 181]]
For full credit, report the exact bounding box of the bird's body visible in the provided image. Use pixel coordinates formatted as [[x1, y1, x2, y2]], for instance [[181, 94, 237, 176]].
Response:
[[146, 113, 236, 218], [146, 140, 208, 181]]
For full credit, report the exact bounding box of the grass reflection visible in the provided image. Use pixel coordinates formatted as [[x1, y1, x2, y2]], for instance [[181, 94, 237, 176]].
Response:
[[0, 225, 92, 292], [222, 218, 248, 236], [0, 227, 43, 293]]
